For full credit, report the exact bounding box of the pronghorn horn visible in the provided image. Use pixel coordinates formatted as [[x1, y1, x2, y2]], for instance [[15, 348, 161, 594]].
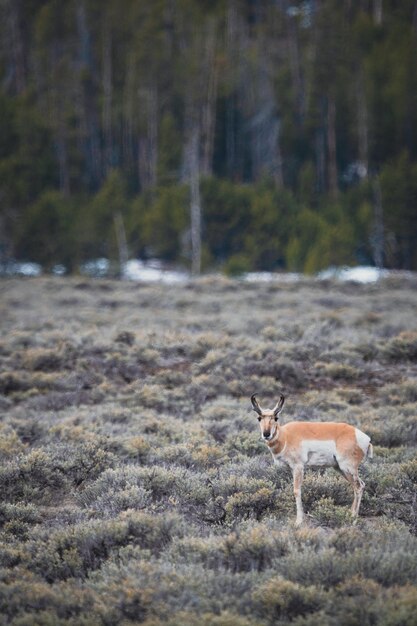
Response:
[[251, 393, 263, 415], [272, 394, 285, 416]]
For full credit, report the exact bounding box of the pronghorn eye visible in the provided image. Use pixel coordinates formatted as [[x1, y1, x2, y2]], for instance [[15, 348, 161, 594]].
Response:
[[257, 417, 262, 422], [274, 416, 278, 422]]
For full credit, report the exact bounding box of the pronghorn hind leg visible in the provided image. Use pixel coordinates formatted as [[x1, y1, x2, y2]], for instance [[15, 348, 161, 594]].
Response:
[[353, 476, 365, 516], [334, 463, 356, 514], [293, 466, 304, 527], [339, 467, 364, 517]]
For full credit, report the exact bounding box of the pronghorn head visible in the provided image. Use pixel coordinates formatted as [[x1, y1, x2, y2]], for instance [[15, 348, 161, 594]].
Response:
[[251, 393, 285, 441]]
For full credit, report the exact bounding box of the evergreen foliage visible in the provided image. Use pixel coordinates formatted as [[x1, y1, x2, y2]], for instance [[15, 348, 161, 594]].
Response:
[[1, 1, 417, 271]]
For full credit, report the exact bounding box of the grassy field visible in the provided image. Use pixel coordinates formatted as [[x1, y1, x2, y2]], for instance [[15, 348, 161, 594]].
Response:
[[1, 275, 417, 626]]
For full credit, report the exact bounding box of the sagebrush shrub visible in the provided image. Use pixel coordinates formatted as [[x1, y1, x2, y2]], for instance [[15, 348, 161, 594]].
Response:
[[0, 425, 26, 458], [0, 449, 68, 503], [252, 576, 323, 622], [225, 487, 276, 521], [2, 276, 417, 625], [21, 348, 64, 372], [381, 331, 417, 362], [310, 497, 354, 528], [30, 511, 183, 581]]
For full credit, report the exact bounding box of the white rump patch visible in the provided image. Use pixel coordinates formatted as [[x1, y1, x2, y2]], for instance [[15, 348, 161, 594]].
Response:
[[355, 428, 371, 454], [301, 440, 337, 467]]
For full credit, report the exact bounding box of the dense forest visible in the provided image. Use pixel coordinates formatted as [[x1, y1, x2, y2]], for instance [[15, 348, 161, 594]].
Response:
[[1, 0, 417, 273]]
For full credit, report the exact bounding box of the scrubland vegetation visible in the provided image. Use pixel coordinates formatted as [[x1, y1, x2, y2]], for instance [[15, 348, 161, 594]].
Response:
[[1, 275, 417, 625]]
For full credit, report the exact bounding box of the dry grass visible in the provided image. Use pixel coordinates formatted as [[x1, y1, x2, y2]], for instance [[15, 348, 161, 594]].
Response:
[[1, 275, 417, 624]]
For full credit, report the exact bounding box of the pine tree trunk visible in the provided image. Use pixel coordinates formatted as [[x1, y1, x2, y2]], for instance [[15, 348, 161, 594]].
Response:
[[373, 0, 383, 25], [327, 94, 338, 197], [189, 127, 202, 275], [201, 19, 218, 177], [123, 59, 135, 172], [6, 0, 26, 94], [275, 120, 284, 188], [315, 127, 326, 194], [114, 211, 129, 276], [76, 1, 102, 188], [371, 176, 384, 268], [226, 1, 237, 177], [356, 68, 369, 176], [48, 42, 70, 196], [54, 94, 70, 196], [286, 6, 305, 124], [249, 47, 283, 186], [102, 16, 113, 175], [138, 84, 158, 190], [148, 83, 158, 188]]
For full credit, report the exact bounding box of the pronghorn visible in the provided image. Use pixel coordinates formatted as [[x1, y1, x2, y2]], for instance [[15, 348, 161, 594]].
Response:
[[251, 394, 373, 526]]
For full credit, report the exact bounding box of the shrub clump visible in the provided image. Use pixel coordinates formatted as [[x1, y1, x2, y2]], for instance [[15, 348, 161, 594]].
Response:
[[381, 331, 417, 362], [21, 348, 64, 372], [30, 511, 183, 581], [0, 443, 115, 503], [313, 362, 359, 381], [225, 487, 276, 521], [222, 526, 289, 573], [0, 425, 26, 459], [310, 497, 354, 528], [252, 576, 323, 622]]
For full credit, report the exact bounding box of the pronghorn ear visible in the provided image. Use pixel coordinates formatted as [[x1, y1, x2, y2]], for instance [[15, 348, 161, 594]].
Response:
[[272, 394, 285, 417]]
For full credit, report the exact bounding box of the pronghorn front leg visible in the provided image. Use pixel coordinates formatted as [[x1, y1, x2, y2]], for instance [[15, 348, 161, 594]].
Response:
[[293, 465, 304, 527]]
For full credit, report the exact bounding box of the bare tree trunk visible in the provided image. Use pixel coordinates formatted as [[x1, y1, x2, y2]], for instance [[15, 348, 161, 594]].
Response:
[[148, 84, 158, 188], [226, 98, 236, 178], [286, 6, 305, 124], [56, 128, 71, 196], [189, 127, 202, 275], [76, 1, 102, 187], [327, 94, 338, 197], [373, 0, 383, 25], [201, 19, 218, 177], [5, 0, 26, 94], [114, 211, 129, 276], [315, 128, 326, 194], [48, 49, 70, 196], [102, 15, 113, 175], [138, 84, 158, 190], [356, 67, 368, 176], [226, 1, 237, 177], [123, 58, 135, 172], [248, 45, 284, 186], [275, 120, 284, 188], [371, 176, 384, 268]]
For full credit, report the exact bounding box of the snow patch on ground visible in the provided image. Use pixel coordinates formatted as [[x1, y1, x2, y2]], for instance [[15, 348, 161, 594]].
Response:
[[0, 261, 42, 277], [1, 259, 415, 285], [79, 258, 111, 278], [316, 265, 387, 283], [122, 259, 189, 284], [242, 271, 302, 283], [243, 266, 416, 284]]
